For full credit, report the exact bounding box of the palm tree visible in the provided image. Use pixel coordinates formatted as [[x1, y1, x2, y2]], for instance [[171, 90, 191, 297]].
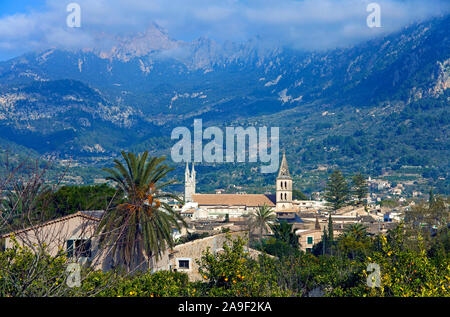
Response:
[[340, 223, 370, 259], [97, 151, 184, 272], [342, 223, 368, 240], [270, 221, 299, 248], [250, 204, 276, 241]]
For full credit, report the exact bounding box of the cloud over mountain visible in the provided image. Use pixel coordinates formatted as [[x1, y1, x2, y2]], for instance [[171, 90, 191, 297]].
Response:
[[0, 0, 449, 60]]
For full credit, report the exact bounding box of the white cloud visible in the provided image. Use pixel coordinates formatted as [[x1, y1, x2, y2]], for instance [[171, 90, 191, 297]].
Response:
[[0, 0, 448, 60]]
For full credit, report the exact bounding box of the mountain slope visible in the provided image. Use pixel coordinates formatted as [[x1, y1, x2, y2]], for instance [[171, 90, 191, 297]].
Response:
[[0, 15, 448, 191]]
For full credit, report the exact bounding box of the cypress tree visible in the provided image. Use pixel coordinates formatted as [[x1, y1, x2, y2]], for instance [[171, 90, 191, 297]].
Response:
[[322, 226, 328, 255], [429, 189, 435, 208], [328, 213, 334, 242]]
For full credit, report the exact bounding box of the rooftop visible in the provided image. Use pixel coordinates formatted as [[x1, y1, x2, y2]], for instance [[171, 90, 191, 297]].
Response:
[[192, 194, 276, 207]]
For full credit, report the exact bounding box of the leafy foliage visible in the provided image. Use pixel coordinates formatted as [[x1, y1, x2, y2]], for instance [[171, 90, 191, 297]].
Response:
[[43, 184, 123, 218], [324, 170, 350, 211], [97, 151, 185, 271], [196, 235, 289, 296], [249, 204, 276, 241], [351, 173, 368, 205]]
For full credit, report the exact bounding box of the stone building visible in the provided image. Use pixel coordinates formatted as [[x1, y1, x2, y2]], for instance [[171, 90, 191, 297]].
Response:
[[0, 214, 257, 280], [275, 152, 294, 211], [182, 152, 301, 218]]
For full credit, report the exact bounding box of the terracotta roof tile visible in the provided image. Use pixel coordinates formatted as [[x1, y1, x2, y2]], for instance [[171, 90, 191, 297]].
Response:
[[192, 194, 275, 207]]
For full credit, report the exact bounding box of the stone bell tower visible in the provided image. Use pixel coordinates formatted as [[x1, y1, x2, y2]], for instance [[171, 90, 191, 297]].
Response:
[[185, 162, 196, 203], [276, 152, 293, 211]]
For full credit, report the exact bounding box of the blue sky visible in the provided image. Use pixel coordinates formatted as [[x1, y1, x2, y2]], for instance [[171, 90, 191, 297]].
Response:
[[0, 0, 448, 61], [0, 0, 46, 17]]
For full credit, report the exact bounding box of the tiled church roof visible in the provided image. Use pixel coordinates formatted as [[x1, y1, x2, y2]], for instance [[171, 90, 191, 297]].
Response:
[[192, 194, 276, 207]]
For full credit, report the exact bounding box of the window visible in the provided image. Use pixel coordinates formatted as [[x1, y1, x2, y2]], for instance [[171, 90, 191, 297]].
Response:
[[67, 239, 91, 258], [307, 236, 313, 245], [178, 259, 190, 269]]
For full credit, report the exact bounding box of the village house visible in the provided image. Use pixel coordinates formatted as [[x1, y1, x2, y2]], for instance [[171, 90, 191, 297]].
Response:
[[0, 211, 261, 281]]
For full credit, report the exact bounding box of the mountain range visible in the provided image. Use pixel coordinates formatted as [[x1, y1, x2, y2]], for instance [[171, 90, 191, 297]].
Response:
[[0, 15, 448, 193]]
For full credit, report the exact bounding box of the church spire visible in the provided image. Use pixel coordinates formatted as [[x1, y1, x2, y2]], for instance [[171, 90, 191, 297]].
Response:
[[184, 162, 195, 203], [315, 216, 321, 230], [275, 151, 293, 211], [277, 151, 291, 179], [185, 161, 190, 175]]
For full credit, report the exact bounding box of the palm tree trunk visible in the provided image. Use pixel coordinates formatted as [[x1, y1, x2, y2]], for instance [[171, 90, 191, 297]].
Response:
[[260, 224, 263, 241]]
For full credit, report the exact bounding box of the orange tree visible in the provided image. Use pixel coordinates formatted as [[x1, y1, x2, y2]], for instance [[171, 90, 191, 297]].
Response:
[[196, 234, 289, 297], [331, 224, 450, 296], [79, 270, 194, 297]]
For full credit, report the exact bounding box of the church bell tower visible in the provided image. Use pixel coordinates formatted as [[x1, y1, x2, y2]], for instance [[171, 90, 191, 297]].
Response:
[[276, 152, 293, 211], [185, 162, 196, 203]]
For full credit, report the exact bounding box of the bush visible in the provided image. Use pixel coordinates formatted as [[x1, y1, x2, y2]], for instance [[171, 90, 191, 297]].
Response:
[[0, 237, 68, 297], [196, 235, 290, 297], [83, 270, 193, 297]]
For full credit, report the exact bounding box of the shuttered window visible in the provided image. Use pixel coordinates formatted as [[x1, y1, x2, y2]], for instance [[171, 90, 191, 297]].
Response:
[[67, 239, 74, 258], [67, 239, 91, 258]]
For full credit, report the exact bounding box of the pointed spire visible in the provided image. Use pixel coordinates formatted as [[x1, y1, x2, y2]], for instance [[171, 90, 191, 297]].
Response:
[[315, 216, 321, 230], [185, 162, 190, 178], [277, 151, 291, 179]]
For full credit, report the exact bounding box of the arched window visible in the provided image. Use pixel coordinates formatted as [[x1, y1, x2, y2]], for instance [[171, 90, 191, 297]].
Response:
[[280, 193, 283, 200], [284, 193, 287, 200]]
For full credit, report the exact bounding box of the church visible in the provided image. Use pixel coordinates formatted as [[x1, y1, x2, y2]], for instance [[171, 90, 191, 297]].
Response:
[[181, 153, 299, 219]]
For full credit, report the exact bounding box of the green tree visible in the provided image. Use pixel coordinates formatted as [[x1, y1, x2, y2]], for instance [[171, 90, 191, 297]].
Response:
[[338, 223, 371, 259], [270, 221, 299, 249], [97, 151, 185, 272], [328, 213, 334, 243], [405, 195, 449, 251], [44, 184, 123, 218], [197, 235, 288, 296], [351, 173, 368, 205], [342, 223, 368, 240], [324, 170, 350, 212], [327, 213, 335, 255], [250, 204, 276, 241], [321, 226, 329, 255], [428, 188, 435, 208], [293, 189, 308, 200]]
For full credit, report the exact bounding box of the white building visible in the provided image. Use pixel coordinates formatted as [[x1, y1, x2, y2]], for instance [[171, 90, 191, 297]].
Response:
[[181, 152, 302, 218]]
